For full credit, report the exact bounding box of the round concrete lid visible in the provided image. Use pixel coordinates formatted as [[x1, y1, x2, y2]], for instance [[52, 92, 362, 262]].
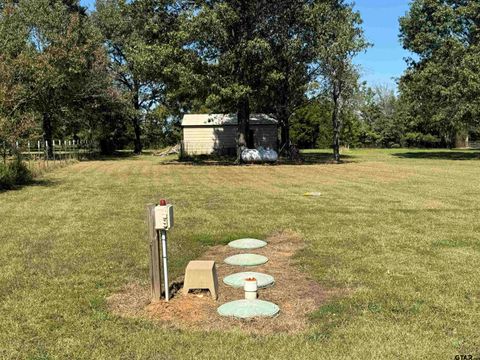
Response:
[[228, 238, 267, 249], [223, 272, 275, 288], [224, 254, 268, 266], [217, 299, 280, 319]]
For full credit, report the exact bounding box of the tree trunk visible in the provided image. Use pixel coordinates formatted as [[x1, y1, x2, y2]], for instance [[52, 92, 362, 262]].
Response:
[[280, 119, 290, 153], [455, 130, 468, 148], [132, 116, 143, 154], [278, 93, 290, 154], [278, 62, 290, 155], [132, 84, 143, 154], [42, 112, 54, 159], [236, 96, 250, 161], [331, 86, 341, 163]]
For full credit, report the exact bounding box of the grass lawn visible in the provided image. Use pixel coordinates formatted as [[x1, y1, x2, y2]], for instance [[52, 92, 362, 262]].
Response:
[[1, 148, 480, 359]]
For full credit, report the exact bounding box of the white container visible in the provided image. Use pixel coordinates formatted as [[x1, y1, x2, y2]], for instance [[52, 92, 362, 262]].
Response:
[[244, 278, 258, 300]]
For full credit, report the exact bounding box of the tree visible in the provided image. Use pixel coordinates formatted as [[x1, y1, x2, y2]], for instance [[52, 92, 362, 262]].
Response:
[[290, 99, 333, 149], [0, 0, 37, 157], [260, 0, 313, 154], [356, 84, 405, 147], [0, 0, 111, 157], [143, 106, 181, 149], [186, 0, 273, 160], [310, 0, 369, 161], [0, 56, 37, 158], [399, 0, 480, 147], [95, 0, 183, 153]]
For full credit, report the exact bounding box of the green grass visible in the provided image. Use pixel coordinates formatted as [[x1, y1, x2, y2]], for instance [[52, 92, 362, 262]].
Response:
[[1, 148, 480, 359]]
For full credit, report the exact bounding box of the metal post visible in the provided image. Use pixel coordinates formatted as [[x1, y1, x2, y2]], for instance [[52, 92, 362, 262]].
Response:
[[160, 229, 169, 301], [147, 204, 162, 301]]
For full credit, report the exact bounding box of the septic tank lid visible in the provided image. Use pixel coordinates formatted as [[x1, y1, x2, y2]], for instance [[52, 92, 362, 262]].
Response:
[[224, 254, 268, 266], [228, 238, 267, 249], [217, 299, 280, 319], [223, 272, 274, 288]]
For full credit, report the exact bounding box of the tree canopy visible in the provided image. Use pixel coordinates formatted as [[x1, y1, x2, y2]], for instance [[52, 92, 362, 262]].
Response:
[[399, 0, 480, 146]]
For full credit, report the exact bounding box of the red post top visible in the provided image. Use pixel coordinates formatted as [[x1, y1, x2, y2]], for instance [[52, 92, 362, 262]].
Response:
[[159, 199, 167, 206]]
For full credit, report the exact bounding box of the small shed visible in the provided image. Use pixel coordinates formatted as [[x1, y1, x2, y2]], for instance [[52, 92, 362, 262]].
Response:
[[181, 113, 278, 156]]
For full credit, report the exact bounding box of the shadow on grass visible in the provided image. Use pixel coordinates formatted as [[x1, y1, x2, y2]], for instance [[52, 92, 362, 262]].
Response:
[[297, 152, 355, 165], [160, 152, 355, 166], [94, 152, 143, 161], [95, 150, 182, 161], [392, 151, 480, 160], [162, 154, 239, 166], [0, 178, 60, 194]]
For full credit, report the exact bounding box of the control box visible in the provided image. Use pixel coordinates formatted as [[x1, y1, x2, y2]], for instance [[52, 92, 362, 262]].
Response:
[[155, 204, 174, 230]]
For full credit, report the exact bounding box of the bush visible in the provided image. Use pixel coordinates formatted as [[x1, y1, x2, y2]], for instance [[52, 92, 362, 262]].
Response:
[[0, 164, 14, 189], [0, 158, 32, 190], [421, 134, 441, 146], [401, 132, 441, 148]]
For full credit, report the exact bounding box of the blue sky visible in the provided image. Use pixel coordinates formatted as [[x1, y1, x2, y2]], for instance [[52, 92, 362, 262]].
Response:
[[80, 0, 411, 89], [353, 0, 412, 89]]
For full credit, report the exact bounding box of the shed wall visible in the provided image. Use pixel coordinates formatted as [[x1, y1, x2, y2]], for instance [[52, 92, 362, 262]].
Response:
[[182, 124, 277, 155], [182, 126, 236, 155]]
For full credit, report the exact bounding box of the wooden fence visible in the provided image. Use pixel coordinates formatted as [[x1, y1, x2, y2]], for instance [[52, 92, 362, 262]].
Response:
[[1, 139, 99, 171]]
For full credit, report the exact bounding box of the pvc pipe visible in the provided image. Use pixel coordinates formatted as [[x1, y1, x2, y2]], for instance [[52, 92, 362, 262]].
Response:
[[161, 230, 169, 301], [244, 278, 257, 300]]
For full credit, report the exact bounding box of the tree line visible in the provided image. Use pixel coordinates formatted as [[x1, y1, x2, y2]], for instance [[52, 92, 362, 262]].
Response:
[[291, 0, 480, 151], [0, 0, 478, 162]]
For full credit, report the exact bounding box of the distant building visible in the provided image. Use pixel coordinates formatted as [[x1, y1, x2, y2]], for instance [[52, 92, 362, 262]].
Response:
[[180, 114, 278, 156]]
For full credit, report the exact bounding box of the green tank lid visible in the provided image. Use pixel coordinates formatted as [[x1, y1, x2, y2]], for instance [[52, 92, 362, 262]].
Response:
[[224, 254, 268, 266], [223, 272, 275, 288], [217, 300, 280, 319], [228, 238, 267, 249]]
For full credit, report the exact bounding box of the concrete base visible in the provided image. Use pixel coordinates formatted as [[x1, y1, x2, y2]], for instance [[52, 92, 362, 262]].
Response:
[[183, 260, 218, 300]]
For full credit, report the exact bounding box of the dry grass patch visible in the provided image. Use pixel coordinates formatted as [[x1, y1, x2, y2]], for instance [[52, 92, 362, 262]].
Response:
[[107, 230, 343, 334]]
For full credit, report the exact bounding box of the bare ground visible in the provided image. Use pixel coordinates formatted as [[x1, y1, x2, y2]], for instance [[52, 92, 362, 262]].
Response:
[[107, 230, 342, 334]]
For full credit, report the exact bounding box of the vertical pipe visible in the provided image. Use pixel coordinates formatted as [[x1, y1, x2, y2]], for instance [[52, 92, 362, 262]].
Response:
[[161, 230, 169, 301], [147, 204, 162, 301]]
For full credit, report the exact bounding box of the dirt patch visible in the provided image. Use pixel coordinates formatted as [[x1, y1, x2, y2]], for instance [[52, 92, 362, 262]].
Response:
[[107, 230, 342, 334]]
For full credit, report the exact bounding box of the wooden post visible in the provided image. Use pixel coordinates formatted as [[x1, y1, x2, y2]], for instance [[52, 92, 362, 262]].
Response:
[[27, 142, 31, 169], [147, 204, 162, 301], [45, 141, 48, 167]]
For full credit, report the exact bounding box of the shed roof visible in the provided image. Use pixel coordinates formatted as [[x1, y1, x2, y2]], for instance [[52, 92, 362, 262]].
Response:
[[181, 113, 277, 127]]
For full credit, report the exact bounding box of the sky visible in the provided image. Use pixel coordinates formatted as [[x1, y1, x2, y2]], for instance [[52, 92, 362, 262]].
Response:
[[80, 0, 412, 90], [352, 0, 412, 90]]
